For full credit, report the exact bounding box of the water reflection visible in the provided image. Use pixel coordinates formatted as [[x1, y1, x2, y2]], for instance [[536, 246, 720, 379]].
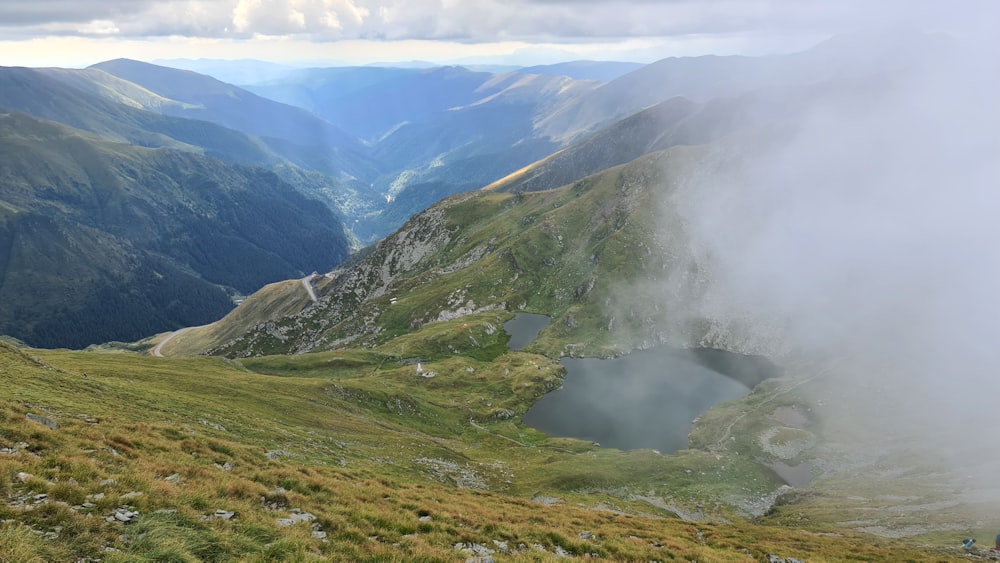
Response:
[[522, 347, 775, 453], [503, 313, 551, 351]]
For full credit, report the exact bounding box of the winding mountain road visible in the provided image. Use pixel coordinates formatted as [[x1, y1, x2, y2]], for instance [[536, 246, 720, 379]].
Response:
[[151, 326, 195, 357], [301, 274, 318, 302], [152, 275, 318, 357]]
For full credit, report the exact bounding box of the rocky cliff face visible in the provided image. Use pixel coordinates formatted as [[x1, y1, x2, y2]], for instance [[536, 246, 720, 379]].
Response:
[[211, 195, 469, 356]]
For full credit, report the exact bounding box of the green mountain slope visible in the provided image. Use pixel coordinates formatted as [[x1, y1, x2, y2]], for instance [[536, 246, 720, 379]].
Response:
[[197, 147, 707, 359], [0, 111, 351, 348]]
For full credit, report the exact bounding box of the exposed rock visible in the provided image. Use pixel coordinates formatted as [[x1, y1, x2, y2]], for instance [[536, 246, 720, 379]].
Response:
[[199, 419, 227, 432], [164, 473, 181, 484], [531, 495, 563, 506], [26, 413, 59, 429], [14, 472, 33, 483], [415, 457, 487, 489], [289, 509, 317, 522], [213, 509, 235, 520], [107, 507, 138, 523], [455, 542, 495, 557], [121, 492, 143, 500], [578, 531, 593, 539]]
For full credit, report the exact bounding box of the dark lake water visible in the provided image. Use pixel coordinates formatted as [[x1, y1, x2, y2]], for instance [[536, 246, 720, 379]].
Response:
[[503, 313, 551, 351], [522, 347, 779, 453]]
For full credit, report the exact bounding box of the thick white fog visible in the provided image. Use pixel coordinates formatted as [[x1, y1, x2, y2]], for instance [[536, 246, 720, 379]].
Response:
[[667, 25, 1000, 476]]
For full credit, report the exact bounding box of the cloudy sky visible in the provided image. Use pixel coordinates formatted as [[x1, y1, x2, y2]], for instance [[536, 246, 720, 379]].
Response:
[[0, 0, 986, 68]]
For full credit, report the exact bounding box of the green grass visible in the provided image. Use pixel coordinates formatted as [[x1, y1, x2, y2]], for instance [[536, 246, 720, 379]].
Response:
[[0, 338, 977, 561]]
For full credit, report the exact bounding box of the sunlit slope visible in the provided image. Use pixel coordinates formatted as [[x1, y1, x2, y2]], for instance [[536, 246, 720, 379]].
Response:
[[0, 66, 278, 165], [0, 340, 948, 561], [146, 278, 318, 357], [36, 67, 196, 113]]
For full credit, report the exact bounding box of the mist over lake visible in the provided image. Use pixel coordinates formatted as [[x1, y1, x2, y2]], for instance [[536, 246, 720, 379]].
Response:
[[523, 347, 764, 453]]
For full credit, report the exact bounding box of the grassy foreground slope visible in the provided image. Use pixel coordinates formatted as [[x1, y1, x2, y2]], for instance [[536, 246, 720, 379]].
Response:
[[2, 339, 951, 561]]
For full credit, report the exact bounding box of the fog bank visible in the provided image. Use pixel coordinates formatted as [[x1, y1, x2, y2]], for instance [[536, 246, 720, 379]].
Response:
[[668, 28, 1000, 462]]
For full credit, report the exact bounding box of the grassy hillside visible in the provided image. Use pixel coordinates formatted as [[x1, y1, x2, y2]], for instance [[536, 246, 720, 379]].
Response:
[[0, 339, 958, 561], [205, 146, 707, 359], [0, 111, 351, 348], [139, 133, 1000, 558]]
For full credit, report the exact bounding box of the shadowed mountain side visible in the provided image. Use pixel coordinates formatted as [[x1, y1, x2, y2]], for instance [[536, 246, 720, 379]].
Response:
[[0, 111, 351, 348]]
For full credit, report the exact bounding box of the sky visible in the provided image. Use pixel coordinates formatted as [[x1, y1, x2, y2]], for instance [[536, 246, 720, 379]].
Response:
[[0, 0, 986, 68]]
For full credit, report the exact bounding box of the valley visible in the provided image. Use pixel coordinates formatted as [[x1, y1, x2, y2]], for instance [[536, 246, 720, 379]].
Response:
[[2, 27, 999, 562]]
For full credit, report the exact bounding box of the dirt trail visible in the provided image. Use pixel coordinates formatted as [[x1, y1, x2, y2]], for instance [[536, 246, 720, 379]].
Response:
[[151, 326, 196, 357], [301, 274, 318, 302]]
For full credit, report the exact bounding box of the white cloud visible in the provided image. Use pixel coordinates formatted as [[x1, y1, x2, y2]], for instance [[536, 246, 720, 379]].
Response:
[[0, 0, 984, 42], [0, 0, 992, 66]]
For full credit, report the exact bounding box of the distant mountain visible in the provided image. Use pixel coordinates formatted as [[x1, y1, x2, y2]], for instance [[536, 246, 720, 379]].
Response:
[[152, 58, 298, 85], [242, 65, 423, 139], [485, 91, 791, 194], [244, 64, 603, 239], [0, 111, 351, 348], [535, 30, 944, 143], [519, 60, 644, 81], [89, 59, 356, 148], [0, 66, 278, 165]]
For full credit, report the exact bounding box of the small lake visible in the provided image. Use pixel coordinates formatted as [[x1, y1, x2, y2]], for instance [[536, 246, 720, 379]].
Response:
[[503, 313, 551, 351], [522, 347, 779, 454]]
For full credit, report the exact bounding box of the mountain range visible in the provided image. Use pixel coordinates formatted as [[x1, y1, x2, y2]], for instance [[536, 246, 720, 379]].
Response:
[[1, 31, 990, 562], [0, 32, 941, 349]]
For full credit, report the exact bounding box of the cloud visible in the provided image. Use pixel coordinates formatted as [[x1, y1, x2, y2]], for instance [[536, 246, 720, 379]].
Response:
[[665, 20, 1000, 467], [0, 0, 987, 43], [0, 0, 155, 25]]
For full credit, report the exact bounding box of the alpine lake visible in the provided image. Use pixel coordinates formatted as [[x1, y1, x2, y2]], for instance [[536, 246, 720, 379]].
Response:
[[505, 313, 779, 454]]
